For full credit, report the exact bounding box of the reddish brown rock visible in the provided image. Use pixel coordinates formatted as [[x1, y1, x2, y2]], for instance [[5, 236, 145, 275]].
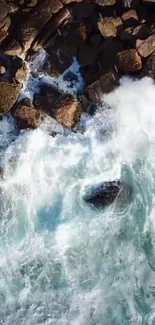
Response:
[[98, 16, 123, 38], [136, 34, 155, 57], [0, 78, 21, 114], [86, 71, 119, 103], [34, 86, 82, 128], [14, 98, 43, 129], [122, 9, 139, 26], [8, 0, 63, 53], [32, 7, 70, 50], [0, 1, 9, 22], [117, 49, 142, 73]]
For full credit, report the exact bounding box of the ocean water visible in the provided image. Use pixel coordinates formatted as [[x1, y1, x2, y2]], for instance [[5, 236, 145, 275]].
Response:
[[0, 61, 155, 324]]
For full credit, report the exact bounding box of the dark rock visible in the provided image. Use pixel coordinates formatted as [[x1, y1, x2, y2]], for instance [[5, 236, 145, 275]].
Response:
[[0, 78, 21, 114], [13, 98, 43, 129], [4, 39, 23, 56], [32, 7, 70, 50], [92, 0, 117, 5], [141, 50, 155, 79], [71, 1, 96, 20], [98, 39, 124, 73], [0, 1, 9, 22], [63, 71, 78, 82], [121, 0, 138, 7], [8, 56, 28, 82], [34, 85, 82, 128], [44, 49, 73, 78], [90, 33, 102, 48], [97, 16, 123, 38], [136, 33, 155, 57], [78, 43, 97, 67], [117, 49, 142, 73], [122, 9, 139, 26], [83, 180, 132, 208], [120, 24, 150, 44], [86, 70, 119, 103]]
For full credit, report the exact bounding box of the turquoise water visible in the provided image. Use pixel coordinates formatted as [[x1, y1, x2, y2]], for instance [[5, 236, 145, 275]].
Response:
[[0, 77, 155, 324]]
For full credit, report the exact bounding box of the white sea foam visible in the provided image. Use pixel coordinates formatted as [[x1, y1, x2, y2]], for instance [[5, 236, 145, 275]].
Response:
[[0, 76, 155, 324]]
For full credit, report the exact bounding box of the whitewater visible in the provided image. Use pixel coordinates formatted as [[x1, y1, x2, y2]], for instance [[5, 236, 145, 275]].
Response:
[[0, 59, 155, 324]]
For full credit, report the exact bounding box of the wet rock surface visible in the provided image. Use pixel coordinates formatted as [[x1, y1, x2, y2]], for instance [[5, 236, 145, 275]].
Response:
[[34, 85, 82, 128], [83, 180, 132, 208], [13, 97, 43, 129]]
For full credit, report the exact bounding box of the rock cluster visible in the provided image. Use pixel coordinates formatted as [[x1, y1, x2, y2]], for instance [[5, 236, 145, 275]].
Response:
[[0, 0, 155, 128]]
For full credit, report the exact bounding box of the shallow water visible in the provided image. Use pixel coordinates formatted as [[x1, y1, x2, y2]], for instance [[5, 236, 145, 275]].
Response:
[[0, 76, 155, 325]]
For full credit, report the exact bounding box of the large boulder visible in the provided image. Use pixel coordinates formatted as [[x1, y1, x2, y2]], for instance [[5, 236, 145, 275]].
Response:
[[97, 16, 123, 38], [136, 34, 155, 57], [13, 98, 43, 129], [83, 180, 132, 208], [34, 85, 82, 128], [0, 78, 21, 114], [44, 49, 73, 78], [86, 70, 119, 103], [117, 49, 142, 73]]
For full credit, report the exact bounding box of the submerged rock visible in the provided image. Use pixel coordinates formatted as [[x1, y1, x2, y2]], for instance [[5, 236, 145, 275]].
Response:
[[83, 180, 132, 208]]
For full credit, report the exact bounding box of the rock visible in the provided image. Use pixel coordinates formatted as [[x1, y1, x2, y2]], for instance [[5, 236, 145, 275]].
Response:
[[141, 50, 155, 79], [0, 1, 9, 22], [44, 49, 73, 78], [117, 49, 142, 73], [86, 70, 119, 103], [8, 56, 28, 82], [143, 0, 155, 3], [98, 39, 124, 73], [61, 0, 83, 3], [121, 0, 138, 7], [120, 24, 150, 44], [83, 180, 132, 208], [0, 78, 21, 114], [122, 9, 139, 26], [32, 7, 70, 50], [34, 85, 82, 128], [15, 61, 28, 82], [0, 65, 6, 75], [9, 0, 63, 53], [136, 33, 155, 57], [97, 16, 123, 38], [78, 43, 97, 67], [13, 98, 43, 129], [90, 33, 102, 48], [4, 39, 23, 56], [51, 23, 87, 57], [92, 0, 117, 5], [71, 1, 96, 20], [63, 71, 78, 82]]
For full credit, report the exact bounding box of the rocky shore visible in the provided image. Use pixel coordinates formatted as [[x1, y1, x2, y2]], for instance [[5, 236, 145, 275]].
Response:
[[0, 0, 155, 129]]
